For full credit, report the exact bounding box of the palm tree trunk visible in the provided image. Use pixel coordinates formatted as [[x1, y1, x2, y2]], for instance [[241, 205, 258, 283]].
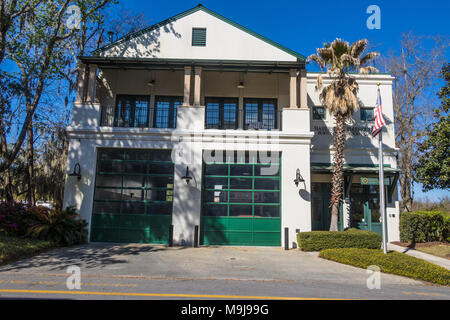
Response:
[[330, 113, 346, 231]]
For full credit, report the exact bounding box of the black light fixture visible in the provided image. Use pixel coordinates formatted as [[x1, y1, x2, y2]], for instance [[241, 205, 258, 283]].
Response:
[[237, 82, 245, 89], [69, 163, 82, 181], [147, 79, 156, 87], [182, 166, 193, 185], [107, 31, 115, 43], [294, 169, 305, 187]]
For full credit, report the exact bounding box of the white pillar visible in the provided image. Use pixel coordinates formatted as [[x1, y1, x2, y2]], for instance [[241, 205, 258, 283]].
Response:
[[194, 67, 202, 107], [290, 69, 298, 109], [299, 69, 308, 109], [171, 144, 203, 246], [183, 66, 192, 107], [87, 64, 98, 103], [76, 64, 87, 103]]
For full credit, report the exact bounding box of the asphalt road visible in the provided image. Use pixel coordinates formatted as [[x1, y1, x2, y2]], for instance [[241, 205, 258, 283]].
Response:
[[0, 244, 448, 300]]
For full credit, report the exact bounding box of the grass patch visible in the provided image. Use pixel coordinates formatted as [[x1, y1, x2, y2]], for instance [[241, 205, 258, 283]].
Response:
[[0, 234, 56, 265], [392, 241, 450, 260], [319, 248, 450, 286], [416, 245, 450, 260]]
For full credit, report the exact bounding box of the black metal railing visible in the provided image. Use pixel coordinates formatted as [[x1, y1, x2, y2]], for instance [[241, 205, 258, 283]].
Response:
[[100, 105, 283, 131], [100, 105, 178, 129]]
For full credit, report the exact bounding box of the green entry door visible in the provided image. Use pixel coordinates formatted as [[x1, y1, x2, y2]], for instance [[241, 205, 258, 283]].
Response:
[[201, 152, 281, 246], [349, 185, 384, 237], [311, 183, 343, 231], [90, 149, 174, 244]]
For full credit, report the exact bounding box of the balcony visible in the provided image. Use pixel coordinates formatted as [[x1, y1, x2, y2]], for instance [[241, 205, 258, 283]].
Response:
[[100, 105, 283, 131]]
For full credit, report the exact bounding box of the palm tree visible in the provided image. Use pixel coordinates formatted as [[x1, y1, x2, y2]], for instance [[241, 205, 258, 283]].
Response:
[[308, 39, 379, 231]]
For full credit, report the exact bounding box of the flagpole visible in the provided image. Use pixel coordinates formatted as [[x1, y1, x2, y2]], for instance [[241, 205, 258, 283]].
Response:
[[377, 83, 388, 255]]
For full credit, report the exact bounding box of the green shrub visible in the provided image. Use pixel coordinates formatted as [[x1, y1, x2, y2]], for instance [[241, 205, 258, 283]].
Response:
[[400, 211, 449, 243], [0, 201, 34, 237], [297, 229, 382, 252], [26, 206, 88, 246], [319, 248, 450, 286]]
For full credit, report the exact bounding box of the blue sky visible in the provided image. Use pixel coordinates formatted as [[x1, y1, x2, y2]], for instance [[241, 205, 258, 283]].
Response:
[[123, 0, 449, 201]]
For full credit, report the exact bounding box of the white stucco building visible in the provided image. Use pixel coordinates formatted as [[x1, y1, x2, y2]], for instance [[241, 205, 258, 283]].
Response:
[[63, 5, 400, 248]]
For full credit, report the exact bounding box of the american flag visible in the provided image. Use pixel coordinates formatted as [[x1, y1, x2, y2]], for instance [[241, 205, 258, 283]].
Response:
[[372, 88, 386, 137]]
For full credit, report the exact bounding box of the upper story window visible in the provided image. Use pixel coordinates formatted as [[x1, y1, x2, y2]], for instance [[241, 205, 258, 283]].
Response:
[[192, 28, 207, 47], [313, 107, 326, 120], [205, 97, 239, 129], [114, 95, 150, 128], [244, 98, 277, 131], [360, 108, 375, 122], [154, 96, 183, 129]]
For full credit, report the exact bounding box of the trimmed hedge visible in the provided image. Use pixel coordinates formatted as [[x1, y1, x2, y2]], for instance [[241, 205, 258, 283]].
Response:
[[297, 229, 382, 252], [320, 248, 450, 286], [400, 211, 450, 243]]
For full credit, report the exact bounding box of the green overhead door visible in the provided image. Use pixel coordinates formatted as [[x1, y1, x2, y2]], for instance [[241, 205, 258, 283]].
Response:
[[201, 152, 281, 246], [91, 149, 174, 244]]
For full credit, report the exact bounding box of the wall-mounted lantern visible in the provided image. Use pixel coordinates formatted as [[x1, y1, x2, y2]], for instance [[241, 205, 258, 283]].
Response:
[[107, 31, 115, 43], [69, 163, 82, 181], [182, 166, 193, 185], [237, 82, 245, 89], [147, 80, 156, 87], [294, 169, 305, 187]]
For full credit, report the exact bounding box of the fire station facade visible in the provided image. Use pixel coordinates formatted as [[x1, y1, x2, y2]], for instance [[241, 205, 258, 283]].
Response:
[[63, 5, 401, 248]]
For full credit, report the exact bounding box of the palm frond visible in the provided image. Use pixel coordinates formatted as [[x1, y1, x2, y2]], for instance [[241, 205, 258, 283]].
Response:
[[350, 39, 368, 58], [317, 47, 333, 63], [330, 39, 350, 58], [359, 66, 379, 74], [307, 54, 325, 70], [340, 54, 359, 67], [360, 52, 380, 66]]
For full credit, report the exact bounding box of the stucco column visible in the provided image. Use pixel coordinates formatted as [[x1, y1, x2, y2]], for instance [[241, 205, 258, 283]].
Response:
[[194, 67, 202, 107], [76, 63, 87, 103], [299, 69, 308, 109], [290, 69, 298, 109], [86, 64, 98, 103], [183, 66, 192, 107]]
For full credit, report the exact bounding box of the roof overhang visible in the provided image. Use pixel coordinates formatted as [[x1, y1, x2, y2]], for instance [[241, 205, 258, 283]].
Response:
[[79, 56, 306, 73], [311, 164, 401, 175]]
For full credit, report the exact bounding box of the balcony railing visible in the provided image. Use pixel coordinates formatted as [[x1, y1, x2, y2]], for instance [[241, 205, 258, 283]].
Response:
[[100, 106, 283, 131], [100, 105, 177, 129]]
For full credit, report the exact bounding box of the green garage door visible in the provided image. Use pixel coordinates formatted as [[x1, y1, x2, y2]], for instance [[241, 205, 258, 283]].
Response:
[[201, 152, 281, 246], [91, 149, 174, 244]]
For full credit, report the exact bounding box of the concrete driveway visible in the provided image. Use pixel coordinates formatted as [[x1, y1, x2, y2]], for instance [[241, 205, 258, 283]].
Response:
[[0, 244, 449, 300]]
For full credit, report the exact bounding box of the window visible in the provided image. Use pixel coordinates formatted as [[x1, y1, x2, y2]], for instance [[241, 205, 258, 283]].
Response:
[[154, 96, 183, 129], [361, 108, 375, 122], [94, 149, 174, 216], [205, 97, 239, 129], [313, 107, 326, 120], [192, 28, 207, 46], [202, 151, 281, 218], [114, 95, 150, 128], [244, 98, 277, 130]]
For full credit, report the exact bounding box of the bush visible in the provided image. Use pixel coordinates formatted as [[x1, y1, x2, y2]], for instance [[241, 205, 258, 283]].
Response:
[[320, 248, 450, 286], [297, 229, 382, 252], [26, 206, 88, 246], [0, 201, 33, 237], [400, 211, 449, 243]]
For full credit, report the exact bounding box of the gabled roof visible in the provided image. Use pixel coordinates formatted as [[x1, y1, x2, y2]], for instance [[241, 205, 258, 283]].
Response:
[[93, 4, 306, 61]]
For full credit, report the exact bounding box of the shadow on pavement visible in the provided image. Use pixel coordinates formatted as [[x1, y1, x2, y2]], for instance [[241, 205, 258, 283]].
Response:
[[0, 243, 186, 272]]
